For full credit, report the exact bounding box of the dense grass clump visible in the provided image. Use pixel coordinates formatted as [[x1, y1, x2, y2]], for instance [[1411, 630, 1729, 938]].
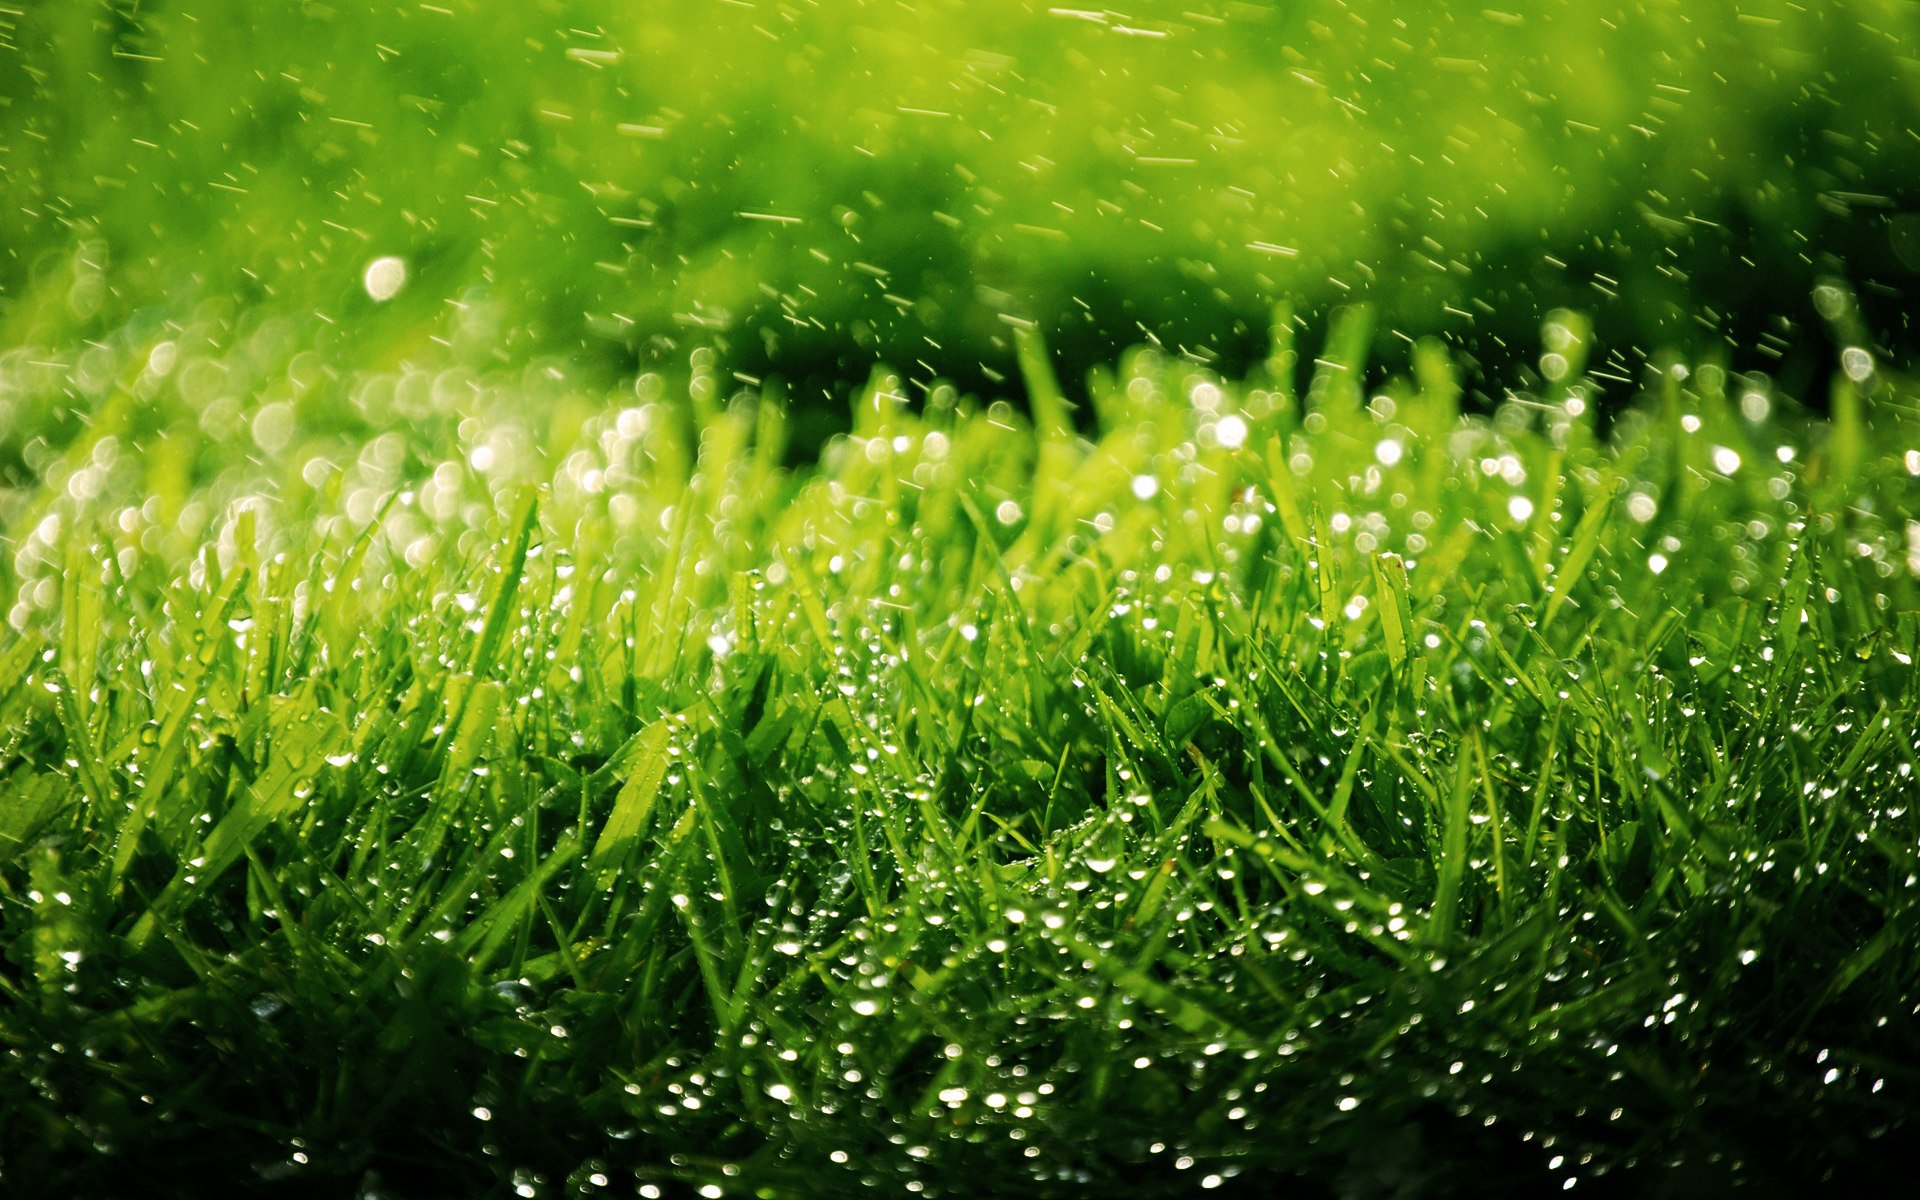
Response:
[[2, 323, 1917, 1195]]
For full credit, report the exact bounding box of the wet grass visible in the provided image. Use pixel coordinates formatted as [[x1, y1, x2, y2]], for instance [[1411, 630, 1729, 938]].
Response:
[[2, 320, 1918, 1196]]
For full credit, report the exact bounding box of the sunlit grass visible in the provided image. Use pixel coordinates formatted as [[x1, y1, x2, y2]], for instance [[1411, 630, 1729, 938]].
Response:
[[5, 2, 1917, 1192], [2, 318, 1917, 1195]]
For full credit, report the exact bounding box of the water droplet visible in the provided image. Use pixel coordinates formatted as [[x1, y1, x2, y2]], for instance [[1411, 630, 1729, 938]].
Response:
[[362, 256, 408, 302], [1215, 414, 1249, 449]]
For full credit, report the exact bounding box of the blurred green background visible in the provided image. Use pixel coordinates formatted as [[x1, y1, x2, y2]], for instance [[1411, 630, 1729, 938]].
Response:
[[3, 0, 1917, 428]]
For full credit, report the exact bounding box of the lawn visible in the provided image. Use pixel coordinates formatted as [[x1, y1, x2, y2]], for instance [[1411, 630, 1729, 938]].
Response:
[[3, 2, 1920, 1197]]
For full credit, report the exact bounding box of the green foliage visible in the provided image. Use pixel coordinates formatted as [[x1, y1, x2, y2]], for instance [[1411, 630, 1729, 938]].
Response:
[[3, 1, 1917, 401], [4, 2, 1920, 1193], [2, 323, 1917, 1194]]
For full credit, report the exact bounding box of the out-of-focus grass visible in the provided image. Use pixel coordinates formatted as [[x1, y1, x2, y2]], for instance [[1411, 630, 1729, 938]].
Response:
[[4, 1, 1917, 407]]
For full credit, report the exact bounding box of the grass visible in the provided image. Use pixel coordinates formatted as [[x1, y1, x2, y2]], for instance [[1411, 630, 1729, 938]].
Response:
[[5, 2, 1920, 1194], [3, 315, 1918, 1195], [5, 1, 1918, 404]]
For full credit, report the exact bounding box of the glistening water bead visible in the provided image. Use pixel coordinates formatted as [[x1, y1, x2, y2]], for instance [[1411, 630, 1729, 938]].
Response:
[[363, 256, 408, 303]]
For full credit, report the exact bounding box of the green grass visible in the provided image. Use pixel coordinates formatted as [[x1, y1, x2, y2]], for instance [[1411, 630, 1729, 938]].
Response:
[[5, 2, 1920, 1194], [5, 0, 1918, 406], [3, 319, 1918, 1195]]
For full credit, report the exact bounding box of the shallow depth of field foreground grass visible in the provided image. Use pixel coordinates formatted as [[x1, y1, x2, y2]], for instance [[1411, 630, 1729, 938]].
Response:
[[1, 323, 1918, 1195]]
